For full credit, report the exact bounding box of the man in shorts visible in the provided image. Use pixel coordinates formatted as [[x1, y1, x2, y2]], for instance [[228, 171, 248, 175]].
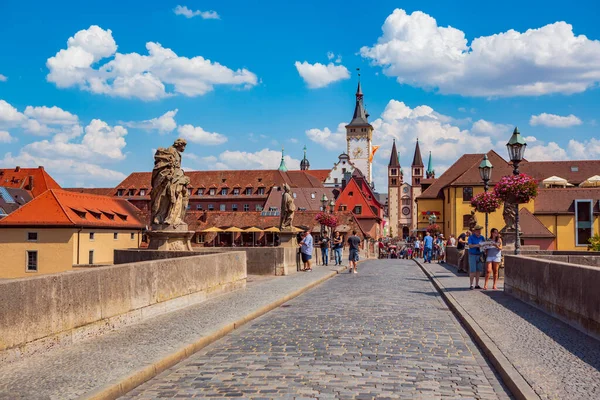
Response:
[[347, 230, 361, 274], [467, 225, 485, 289], [299, 230, 313, 272]]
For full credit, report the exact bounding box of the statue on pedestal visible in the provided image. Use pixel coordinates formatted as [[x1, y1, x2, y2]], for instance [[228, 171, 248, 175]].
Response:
[[468, 210, 478, 232], [148, 138, 193, 251], [279, 183, 296, 231], [502, 202, 520, 232], [150, 138, 190, 228]]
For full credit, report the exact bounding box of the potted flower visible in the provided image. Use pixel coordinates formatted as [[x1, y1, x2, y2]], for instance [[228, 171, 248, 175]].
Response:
[[427, 223, 441, 234], [494, 174, 538, 204], [315, 212, 338, 228], [470, 191, 502, 213]]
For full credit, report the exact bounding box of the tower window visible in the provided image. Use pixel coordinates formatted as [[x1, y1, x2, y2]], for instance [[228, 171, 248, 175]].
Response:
[[415, 168, 420, 175], [391, 178, 397, 185], [391, 168, 397, 176]]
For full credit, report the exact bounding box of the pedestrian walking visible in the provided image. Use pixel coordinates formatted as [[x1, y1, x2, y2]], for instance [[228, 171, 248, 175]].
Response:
[[414, 237, 421, 258], [457, 230, 470, 273], [484, 228, 503, 290], [467, 226, 485, 289], [448, 234, 456, 247], [347, 230, 361, 274], [437, 233, 446, 263], [320, 232, 330, 266], [423, 231, 433, 263], [298, 230, 313, 272], [332, 231, 343, 266]]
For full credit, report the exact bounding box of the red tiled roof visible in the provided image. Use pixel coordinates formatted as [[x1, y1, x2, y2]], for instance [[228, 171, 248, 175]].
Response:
[[0, 166, 61, 198], [534, 188, 600, 214], [451, 150, 514, 186], [0, 189, 144, 229], [520, 160, 600, 185], [418, 154, 482, 199], [64, 188, 114, 196], [516, 208, 555, 238], [114, 170, 324, 197], [305, 169, 330, 182], [263, 187, 336, 212]]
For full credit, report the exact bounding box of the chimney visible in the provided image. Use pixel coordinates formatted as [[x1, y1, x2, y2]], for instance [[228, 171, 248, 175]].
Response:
[[15, 166, 20, 172], [27, 175, 34, 191]]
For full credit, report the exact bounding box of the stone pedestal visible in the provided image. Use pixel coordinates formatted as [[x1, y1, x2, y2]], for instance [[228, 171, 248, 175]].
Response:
[[148, 224, 194, 251], [502, 228, 519, 249], [279, 230, 298, 248]]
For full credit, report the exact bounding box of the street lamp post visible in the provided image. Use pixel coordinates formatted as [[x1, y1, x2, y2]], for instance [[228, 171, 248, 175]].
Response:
[[506, 127, 527, 255], [479, 154, 493, 239], [320, 194, 328, 236]]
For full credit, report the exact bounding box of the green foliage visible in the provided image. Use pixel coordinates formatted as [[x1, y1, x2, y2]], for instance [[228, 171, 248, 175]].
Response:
[[588, 233, 600, 251]]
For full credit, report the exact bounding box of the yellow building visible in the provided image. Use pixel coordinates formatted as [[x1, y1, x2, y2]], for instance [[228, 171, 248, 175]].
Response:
[[416, 150, 600, 251], [0, 189, 143, 279]]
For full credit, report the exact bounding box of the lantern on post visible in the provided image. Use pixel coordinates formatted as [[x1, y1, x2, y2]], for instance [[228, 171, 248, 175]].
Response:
[[479, 154, 493, 238], [506, 127, 527, 254]]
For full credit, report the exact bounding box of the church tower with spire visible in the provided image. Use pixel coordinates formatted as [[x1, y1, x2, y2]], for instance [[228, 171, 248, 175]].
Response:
[[387, 140, 401, 237], [345, 70, 374, 184], [278, 147, 288, 172], [410, 140, 425, 231], [426, 151, 435, 179], [300, 145, 310, 171]]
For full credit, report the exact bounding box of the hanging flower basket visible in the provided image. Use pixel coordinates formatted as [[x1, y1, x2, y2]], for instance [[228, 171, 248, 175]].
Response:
[[470, 191, 502, 213], [427, 223, 441, 234], [494, 174, 538, 204], [315, 212, 338, 228]]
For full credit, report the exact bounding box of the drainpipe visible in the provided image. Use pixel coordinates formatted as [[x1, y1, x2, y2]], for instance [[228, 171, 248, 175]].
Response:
[[77, 227, 82, 265], [555, 213, 558, 250]]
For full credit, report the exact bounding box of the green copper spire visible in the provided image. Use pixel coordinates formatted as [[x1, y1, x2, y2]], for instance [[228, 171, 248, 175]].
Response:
[[426, 151, 435, 179], [278, 147, 288, 172]]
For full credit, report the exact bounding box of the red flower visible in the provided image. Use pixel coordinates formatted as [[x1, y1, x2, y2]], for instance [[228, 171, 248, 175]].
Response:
[[470, 192, 502, 213], [494, 174, 538, 203]]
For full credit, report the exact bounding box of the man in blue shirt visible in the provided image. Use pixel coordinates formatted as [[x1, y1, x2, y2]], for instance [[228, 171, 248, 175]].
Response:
[[467, 225, 486, 289], [423, 231, 434, 263], [299, 230, 313, 272]]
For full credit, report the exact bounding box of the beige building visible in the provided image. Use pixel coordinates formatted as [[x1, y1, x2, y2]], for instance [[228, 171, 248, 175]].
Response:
[[0, 189, 143, 279]]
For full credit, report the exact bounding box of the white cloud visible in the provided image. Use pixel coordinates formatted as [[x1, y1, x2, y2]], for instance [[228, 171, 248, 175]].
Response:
[[47, 26, 257, 100], [305, 123, 347, 150], [295, 61, 350, 89], [0, 151, 126, 184], [471, 119, 512, 138], [0, 74, 7, 82], [529, 113, 582, 128], [122, 109, 178, 134], [0, 131, 15, 143], [173, 5, 220, 19], [217, 148, 301, 170], [361, 9, 600, 97], [178, 124, 227, 145], [24, 105, 79, 125], [327, 52, 335, 60], [0, 100, 27, 126], [525, 142, 569, 161], [567, 138, 600, 159]]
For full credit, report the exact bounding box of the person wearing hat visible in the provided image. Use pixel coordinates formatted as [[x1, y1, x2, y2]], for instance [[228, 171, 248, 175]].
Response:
[[467, 225, 486, 289]]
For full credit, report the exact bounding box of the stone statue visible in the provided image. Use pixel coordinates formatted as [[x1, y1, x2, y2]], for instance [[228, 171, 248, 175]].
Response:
[[502, 201, 520, 232], [150, 138, 190, 227], [467, 210, 478, 231], [279, 183, 296, 230]]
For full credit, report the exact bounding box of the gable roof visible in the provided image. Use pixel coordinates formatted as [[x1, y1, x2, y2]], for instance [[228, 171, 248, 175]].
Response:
[[335, 178, 378, 219], [263, 187, 336, 212], [0, 166, 61, 197], [514, 208, 555, 238], [451, 150, 513, 186], [0, 189, 144, 229], [0, 187, 33, 217], [418, 154, 482, 199], [305, 169, 330, 182]]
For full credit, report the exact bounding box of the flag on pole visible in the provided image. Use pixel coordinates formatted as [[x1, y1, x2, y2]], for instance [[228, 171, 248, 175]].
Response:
[[369, 145, 380, 163]]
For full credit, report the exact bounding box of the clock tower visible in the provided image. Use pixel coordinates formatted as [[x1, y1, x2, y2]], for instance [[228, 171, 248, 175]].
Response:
[[346, 75, 373, 184]]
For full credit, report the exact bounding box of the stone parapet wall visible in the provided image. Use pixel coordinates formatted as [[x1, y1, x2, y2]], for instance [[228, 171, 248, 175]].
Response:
[[0, 251, 246, 358], [504, 255, 600, 340], [116, 247, 299, 275]]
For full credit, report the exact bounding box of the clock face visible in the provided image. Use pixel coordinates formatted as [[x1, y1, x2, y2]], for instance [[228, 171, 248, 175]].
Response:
[[352, 147, 364, 158], [403, 187, 409, 194], [402, 206, 411, 216]]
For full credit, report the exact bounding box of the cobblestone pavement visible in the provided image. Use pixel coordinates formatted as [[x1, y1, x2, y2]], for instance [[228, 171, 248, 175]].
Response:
[[0, 266, 344, 400], [423, 261, 600, 400], [124, 260, 511, 399]]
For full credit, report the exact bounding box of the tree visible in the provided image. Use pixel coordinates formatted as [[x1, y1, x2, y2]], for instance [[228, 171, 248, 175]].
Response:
[[589, 234, 600, 251]]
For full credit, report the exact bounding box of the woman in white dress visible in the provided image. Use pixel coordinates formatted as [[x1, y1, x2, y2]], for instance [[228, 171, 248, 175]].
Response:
[[484, 228, 503, 290]]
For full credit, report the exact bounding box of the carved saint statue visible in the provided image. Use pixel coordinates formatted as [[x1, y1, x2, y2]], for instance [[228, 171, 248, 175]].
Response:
[[467, 210, 478, 231], [150, 138, 190, 227], [279, 183, 296, 230], [502, 201, 520, 232]]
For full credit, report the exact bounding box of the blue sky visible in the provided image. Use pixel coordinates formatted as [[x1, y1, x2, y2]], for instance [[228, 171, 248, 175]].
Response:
[[1, 0, 599, 189]]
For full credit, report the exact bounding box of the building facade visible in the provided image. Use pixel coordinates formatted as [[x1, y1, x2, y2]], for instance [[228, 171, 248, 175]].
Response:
[[0, 189, 143, 278]]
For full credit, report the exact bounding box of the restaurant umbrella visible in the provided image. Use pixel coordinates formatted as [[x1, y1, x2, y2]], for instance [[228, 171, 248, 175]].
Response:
[[202, 227, 224, 247], [224, 226, 244, 246], [264, 226, 280, 246], [244, 227, 263, 247], [579, 175, 600, 187]]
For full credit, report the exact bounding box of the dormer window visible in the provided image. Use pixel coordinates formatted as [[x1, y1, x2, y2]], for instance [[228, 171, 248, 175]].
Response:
[[221, 188, 228, 195], [245, 187, 253, 195], [139, 189, 146, 196], [257, 188, 265, 195], [233, 188, 240, 195], [209, 188, 216, 196], [117, 189, 124, 197], [197, 188, 204, 195], [128, 189, 135, 196]]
